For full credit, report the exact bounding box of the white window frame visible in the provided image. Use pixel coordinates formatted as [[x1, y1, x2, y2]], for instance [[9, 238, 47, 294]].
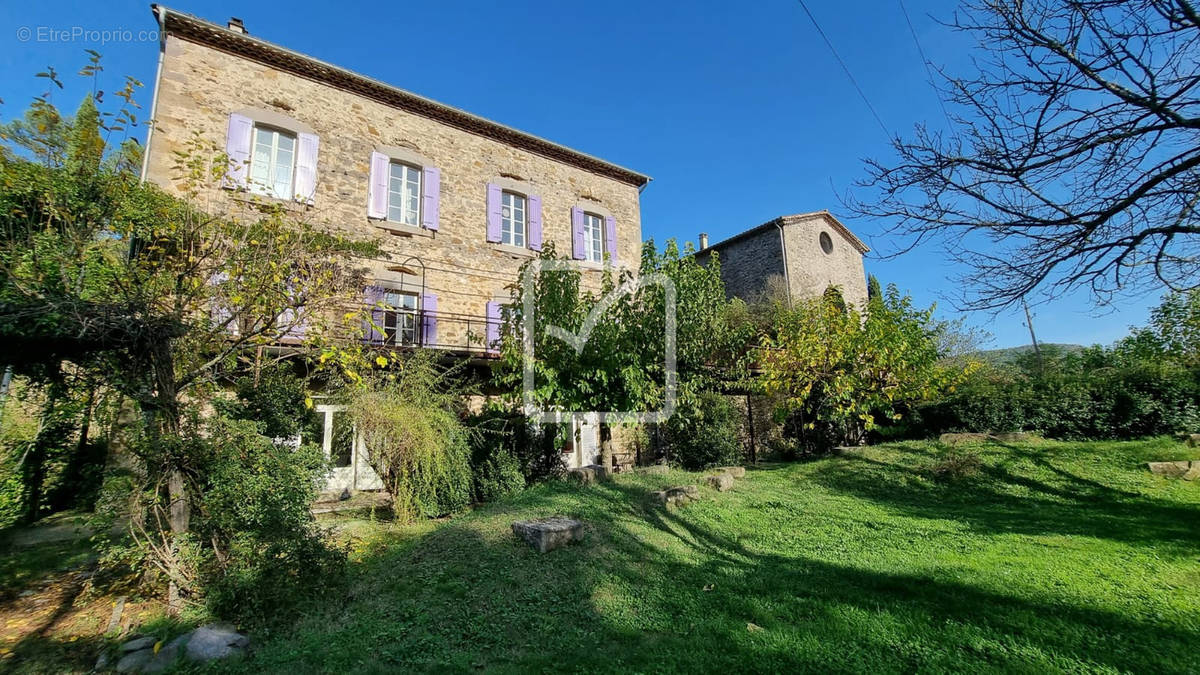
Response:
[[248, 125, 296, 200], [583, 212, 605, 264], [387, 162, 422, 227], [501, 191, 527, 248], [381, 289, 420, 346]]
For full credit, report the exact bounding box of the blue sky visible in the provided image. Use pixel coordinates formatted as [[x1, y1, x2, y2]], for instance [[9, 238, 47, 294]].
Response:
[[0, 0, 1160, 348]]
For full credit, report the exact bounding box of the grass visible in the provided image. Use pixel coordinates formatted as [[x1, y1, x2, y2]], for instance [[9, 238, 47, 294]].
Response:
[[3, 438, 1199, 673], [212, 437, 1200, 673]]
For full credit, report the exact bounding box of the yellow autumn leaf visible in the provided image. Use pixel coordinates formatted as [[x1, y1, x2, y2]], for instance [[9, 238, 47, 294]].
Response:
[[375, 356, 388, 367]]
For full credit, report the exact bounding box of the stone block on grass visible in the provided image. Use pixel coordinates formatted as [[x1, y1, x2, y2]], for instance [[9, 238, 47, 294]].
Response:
[[651, 485, 699, 508], [717, 466, 746, 479], [568, 464, 608, 484], [512, 517, 585, 553], [1147, 461, 1193, 478], [706, 473, 734, 492]]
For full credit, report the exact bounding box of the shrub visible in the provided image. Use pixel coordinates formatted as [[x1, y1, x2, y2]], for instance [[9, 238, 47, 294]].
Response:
[[216, 363, 319, 440], [346, 353, 472, 521], [190, 418, 345, 626], [912, 349, 1200, 440], [665, 392, 743, 470]]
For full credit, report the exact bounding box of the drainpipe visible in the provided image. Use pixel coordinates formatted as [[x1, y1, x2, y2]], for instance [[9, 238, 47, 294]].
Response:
[[776, 220, 792, 307], [139, 5, 168, 184]]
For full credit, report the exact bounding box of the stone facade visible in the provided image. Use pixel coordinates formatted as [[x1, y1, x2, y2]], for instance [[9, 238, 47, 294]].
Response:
[[143, 9, 648, 355], [696, 211, 869, 309]]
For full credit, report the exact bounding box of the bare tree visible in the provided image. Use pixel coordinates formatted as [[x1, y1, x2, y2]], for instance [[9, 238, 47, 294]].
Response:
[[851, 0, 1200, 310]]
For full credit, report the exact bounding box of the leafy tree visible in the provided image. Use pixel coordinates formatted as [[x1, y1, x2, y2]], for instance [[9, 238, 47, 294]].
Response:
[[0, 63, 374, 613], [495, 240, 751, 469], [867, 274, 883, 303], [759, 284, 964, 452], [852, 0, 1200, 310]]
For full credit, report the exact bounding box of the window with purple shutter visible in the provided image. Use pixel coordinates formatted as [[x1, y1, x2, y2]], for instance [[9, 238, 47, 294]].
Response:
[[295, 132, 319, 204], [486, 184, 503, 243], [367, 152, 389, 219], [421, 167, 440, 231], [485, 301, 501, 354], [224, 113, 253, 189], [605, 216, 618, 264], [527, 195, 543, 251], [571, 207, 585, 260], [421, 293, 438, 346]]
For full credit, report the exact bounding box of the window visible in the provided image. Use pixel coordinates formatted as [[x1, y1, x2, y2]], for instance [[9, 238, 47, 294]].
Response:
[[382, 290, 419, 346], [819, 231, 834, 254], [501, 191, 526, 248], [248, 126, 296, 199], [387, 162, 422, 226], [583, 212, 605, 263]]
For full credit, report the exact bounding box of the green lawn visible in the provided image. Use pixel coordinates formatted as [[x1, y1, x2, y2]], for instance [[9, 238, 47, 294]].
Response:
[[207, 437, 1200, 674]]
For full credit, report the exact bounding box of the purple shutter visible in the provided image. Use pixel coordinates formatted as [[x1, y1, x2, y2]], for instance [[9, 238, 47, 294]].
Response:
[[362, 285, 385, 344], [485, 301, 500, 354], [367, 152, 389, 219], [224, 113, 253, 189], [295, 132, 319, 204], [527, 194, 543, 251], [605, 216, 618, 264], [486, 183, 503, 243], [571, 207, 585, 260], [421, 167, 440, 231], [421, 293, 438, 346]]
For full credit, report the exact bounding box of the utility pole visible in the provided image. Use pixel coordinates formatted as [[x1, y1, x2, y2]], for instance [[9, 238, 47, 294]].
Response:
[[1022, 299, 1043, 372]]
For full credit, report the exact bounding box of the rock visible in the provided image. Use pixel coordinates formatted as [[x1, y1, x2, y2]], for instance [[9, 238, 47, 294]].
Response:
[[141, 633, 190, 673], [1183, 461, 1200, 481], [642, 464, 669, 475], [512, 517, 585, 553], [651, 485, 700, 507], [95, 651, 112, 671], [120, 636, 157, 653], [990, 432, 1036, 443], [339, 487, 351, 501], [1147, 461, 1192, 477], [186, 622, 250, 662], [1185, 433, 1200, 447], [568, 464, 608, 484], [706, 473, 734, 492], [939, 433, 991, 445], [18, 590, 34, 598], [717, 466, 746, 478], [115, 648, 155, 673]]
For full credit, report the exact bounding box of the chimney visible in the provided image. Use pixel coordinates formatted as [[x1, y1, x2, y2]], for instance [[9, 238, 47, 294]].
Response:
[[698, 233, 709, 250], [227, 17, 246, 33]]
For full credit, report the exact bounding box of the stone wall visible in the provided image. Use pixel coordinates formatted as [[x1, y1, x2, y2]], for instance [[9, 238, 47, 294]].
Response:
[[697, 213, 867, 310], [695, 226, 786, 304], [145, 35, 643, 342], [780, 213, 868, 309]]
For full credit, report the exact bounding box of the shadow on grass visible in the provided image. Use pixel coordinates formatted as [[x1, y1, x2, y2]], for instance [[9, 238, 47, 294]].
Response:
[[221, 468, 1200, 674], [804, 442, 1200, 551]]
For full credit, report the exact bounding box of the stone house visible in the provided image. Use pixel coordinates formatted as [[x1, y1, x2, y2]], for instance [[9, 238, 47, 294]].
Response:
[[141, 6, 650, 489], [694, 211, 870, 309]]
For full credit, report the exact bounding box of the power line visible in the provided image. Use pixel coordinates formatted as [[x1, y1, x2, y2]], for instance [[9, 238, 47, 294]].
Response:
[[795, 0, 892, 139], [897, 0, 955, 130]]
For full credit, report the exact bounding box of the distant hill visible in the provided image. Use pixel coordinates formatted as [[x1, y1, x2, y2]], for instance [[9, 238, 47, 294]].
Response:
[[971, 343, 1085, 366]]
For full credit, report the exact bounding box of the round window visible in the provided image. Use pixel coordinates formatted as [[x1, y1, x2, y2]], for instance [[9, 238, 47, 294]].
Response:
[[819, 231, 834, 254]]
